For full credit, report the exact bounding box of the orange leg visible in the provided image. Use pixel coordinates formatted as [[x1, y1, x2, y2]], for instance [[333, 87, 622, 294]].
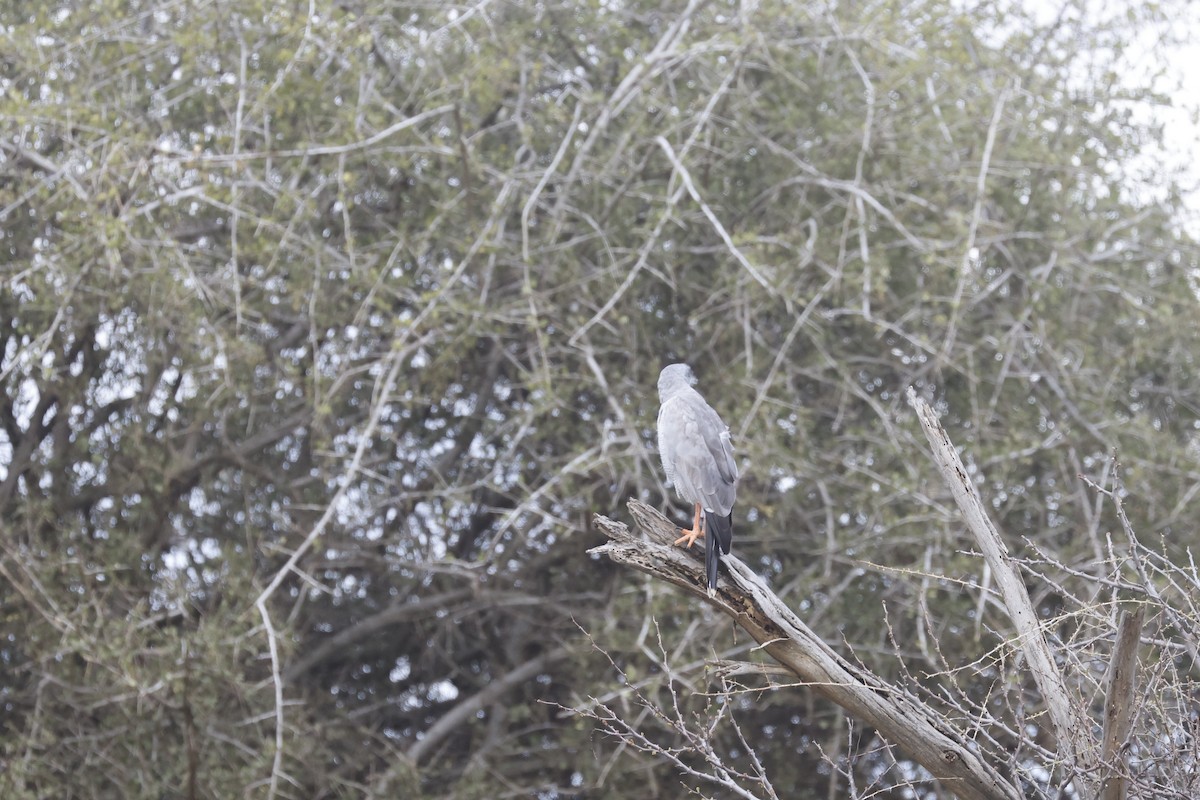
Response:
[[674, 502, 706, 548]]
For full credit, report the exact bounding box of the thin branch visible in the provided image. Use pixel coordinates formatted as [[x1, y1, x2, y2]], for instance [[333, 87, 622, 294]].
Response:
[[256, 599, 286, 800], [569, 58, 739, 347], [253, 345, 406, 607], [654, 135, 783, 307], [550, 0, 707, 226], [405, 647, 569, 765], [169, 104, 456, 163], [252, 179, 494, 605], [522, 101, 583, 264], [941, 87, 1009, 360], [283, 589, 473, 683], [0, 141, 90, 202], [1084, 470, 1200, 667]]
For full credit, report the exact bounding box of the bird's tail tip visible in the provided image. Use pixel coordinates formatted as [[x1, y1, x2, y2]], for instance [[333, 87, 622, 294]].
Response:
[[704, 510, 733, 554]]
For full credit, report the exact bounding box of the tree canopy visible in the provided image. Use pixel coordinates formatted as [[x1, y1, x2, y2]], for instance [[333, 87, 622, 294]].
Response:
[[2, 0, 1198, 797]]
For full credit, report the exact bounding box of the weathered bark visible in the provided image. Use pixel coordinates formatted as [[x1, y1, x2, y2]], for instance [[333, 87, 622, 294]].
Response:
[[1099, 607, 1145, 800], [590, 500, 1023, 800]]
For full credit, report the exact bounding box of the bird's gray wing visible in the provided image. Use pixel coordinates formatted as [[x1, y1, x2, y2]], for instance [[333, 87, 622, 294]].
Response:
[[666, 392, 737, 516], [700, 403, 738, 492]]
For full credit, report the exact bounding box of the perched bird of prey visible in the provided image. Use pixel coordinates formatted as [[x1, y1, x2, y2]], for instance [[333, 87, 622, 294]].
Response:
[[656, 363, 738, 596]]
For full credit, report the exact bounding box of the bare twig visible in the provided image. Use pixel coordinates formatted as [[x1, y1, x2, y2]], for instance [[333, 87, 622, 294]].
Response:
[[567, 621, 780, 799], [522, 101, 583, 264], [942, 86, 1009, 360], [256, 600, 286, 800], [254, 344, 407, 607], [654, 135, 781, 306], [569, 57, 740, 347], [1085, 469, 1200, 667], [551, 0, 707, 225], [171, 104, 456, 163]]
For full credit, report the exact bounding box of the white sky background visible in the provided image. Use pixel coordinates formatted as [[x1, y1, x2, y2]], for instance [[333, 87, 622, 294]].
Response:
[[1137, 22, 1200, 235], [1019, 0, 1200, 234], [1105, 2, 1199, 232]]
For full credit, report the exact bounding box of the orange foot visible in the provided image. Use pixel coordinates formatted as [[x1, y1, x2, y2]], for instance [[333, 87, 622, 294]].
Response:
[[674, 502, 706, 548]]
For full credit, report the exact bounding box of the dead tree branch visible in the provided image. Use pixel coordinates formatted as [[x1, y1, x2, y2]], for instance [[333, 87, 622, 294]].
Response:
[[906, 387, 1096, 788], [590, 501, 1023, 800], [1099, 606, 1145, 800]]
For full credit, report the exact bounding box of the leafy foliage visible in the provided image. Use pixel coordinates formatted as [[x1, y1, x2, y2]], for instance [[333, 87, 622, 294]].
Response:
[[1, 0, 1197, 797]]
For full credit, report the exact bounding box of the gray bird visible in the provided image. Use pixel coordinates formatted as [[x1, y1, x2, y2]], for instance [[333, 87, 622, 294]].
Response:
[[656, 364, 738, 595]]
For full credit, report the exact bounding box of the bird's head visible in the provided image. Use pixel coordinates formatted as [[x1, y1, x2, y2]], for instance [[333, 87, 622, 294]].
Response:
[[658, 363, 696, 399]]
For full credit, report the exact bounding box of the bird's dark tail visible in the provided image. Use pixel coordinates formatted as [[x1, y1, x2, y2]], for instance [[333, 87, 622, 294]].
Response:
[[704, 510, 734, 596]]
